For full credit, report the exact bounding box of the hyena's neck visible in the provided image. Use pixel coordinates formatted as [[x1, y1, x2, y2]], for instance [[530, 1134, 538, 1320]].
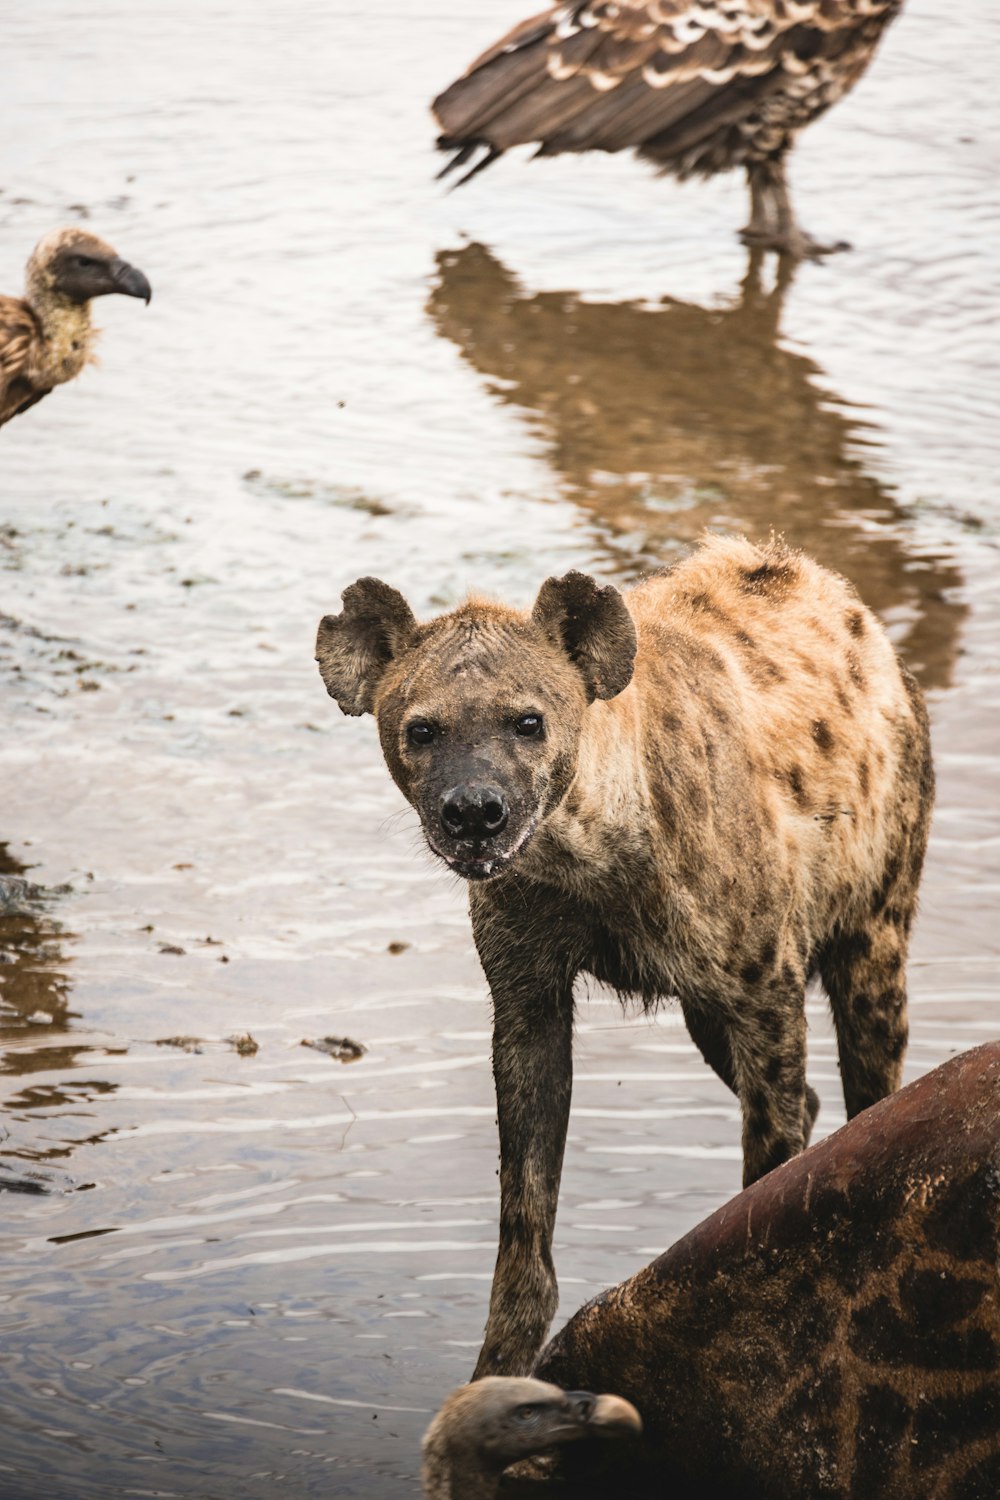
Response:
[[536, 693, 652, 881]]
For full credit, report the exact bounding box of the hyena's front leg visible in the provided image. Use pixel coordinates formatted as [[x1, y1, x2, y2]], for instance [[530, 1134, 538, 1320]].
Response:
[[472, 906, 577, 1378]]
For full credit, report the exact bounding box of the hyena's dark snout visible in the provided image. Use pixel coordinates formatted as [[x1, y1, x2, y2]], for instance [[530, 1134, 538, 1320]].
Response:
[[440, 783, 510, 840]]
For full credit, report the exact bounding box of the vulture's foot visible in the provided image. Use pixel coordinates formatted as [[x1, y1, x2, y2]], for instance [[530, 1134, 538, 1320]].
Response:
[[739, 225, 852, 260]]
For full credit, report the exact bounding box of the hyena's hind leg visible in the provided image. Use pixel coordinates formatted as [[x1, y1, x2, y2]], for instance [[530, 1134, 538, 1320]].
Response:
[[821, 682, 933, 1121], [681, 996, 821, 1155], [819, 914, 911, 1120]]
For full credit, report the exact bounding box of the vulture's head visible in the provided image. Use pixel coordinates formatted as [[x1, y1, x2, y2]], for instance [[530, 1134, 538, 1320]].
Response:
[[27, 228, 152, 306], [421, 1376, 642, 1496]]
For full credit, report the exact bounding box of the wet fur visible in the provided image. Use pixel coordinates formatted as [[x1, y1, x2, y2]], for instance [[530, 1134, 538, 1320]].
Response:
[[317, 535, 934, 1377]]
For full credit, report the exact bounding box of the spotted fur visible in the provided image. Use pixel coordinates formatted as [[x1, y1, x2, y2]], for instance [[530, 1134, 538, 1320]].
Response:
[[316, 535, 933, 1377]]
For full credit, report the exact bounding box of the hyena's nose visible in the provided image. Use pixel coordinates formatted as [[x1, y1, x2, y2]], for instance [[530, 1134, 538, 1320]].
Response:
[[440, 784, 509, 840]]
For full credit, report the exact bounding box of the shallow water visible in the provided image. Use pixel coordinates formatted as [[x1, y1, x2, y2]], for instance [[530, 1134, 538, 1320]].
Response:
[[1, 1, 998, 1495]]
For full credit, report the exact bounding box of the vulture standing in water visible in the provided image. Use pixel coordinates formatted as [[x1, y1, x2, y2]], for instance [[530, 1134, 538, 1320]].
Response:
[[0, 228, 151, 430], [434, 0, 904, 258], [421, 1377, 641, 1499]]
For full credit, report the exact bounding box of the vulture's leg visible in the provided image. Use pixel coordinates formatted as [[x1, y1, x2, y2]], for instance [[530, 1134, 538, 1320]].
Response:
[[743, 156, 850, 260], [733, 246, 797, 341]]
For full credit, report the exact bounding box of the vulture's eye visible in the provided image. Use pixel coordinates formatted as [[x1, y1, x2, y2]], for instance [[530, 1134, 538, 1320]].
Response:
[[74, 255, 99, 270], [513, 1404, 542, 1425], [407, 721, 437, 747], [514, 714, 543, 737]]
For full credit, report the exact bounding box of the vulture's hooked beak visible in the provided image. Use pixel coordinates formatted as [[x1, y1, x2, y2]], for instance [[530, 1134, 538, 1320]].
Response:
[[567, 1390, 643, 1441], [109, 257, 152, 304]]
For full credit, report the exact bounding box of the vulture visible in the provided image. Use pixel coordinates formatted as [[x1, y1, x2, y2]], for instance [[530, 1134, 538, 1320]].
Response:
[[420, 1376, 641, 1498], [0, 228, 151, 430], [433, 0, 904, 257]]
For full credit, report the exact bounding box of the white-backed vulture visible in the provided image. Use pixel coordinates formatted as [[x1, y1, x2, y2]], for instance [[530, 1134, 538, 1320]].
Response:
[[433, 1, 904, 257], [421, 1376, 641, 1498], [0, 228, 151, 430]]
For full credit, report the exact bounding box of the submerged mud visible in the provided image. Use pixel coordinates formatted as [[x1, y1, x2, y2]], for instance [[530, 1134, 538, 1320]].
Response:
[[1, 1, 998, 1495]]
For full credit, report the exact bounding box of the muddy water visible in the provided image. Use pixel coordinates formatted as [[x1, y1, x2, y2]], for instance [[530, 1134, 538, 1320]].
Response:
[[0, 1, 997, 1495]]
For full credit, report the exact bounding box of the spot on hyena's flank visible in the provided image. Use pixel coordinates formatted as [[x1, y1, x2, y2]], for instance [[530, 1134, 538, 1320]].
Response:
[[871, 854, 902, 914], [764, 1053, 785, 1085], [812, 719, 835, 755], [688, 590, 727, 621], [784, 765, 809, 809], [840, 929, 873, 963], [847, 650, 866, 689], [847, 609, 867, 638], [858, 757, 871, 798], [652, 781, 678, 837], [739, 559, 796, 597]]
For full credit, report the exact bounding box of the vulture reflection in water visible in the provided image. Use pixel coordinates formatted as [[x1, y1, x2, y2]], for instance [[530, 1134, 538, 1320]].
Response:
[[0, 228, 151, 431], [0, 843, 118, 1179], [434, 1, 905, 258], [427, 242, 963, 692]]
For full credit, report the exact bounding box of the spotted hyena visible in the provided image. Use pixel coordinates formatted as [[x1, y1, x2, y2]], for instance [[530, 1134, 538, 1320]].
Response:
[[315, 536, 934, 1379]]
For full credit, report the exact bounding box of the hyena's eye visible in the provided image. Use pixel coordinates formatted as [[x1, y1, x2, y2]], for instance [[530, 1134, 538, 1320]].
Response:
[[407, 721, 437, 747], [515, 714, 543, 737]]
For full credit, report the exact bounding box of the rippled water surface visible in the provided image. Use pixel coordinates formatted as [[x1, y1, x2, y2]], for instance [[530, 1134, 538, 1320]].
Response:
[[2, 2, 998, 1495]]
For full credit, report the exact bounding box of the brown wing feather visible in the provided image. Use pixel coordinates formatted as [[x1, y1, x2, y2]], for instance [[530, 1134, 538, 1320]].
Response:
[[433, 1, 901, 175], [0, 295, 48, 430]]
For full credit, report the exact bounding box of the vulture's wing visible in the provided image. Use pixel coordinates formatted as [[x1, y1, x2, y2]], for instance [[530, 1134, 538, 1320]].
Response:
[[434, 1, 898, 176], [0, 296, 49, 429]]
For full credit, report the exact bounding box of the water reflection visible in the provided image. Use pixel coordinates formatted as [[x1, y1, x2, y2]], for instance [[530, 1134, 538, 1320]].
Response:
[[0, 844, 117, 1176], [428, 243, 965, 689], [0, 842, 76, 1047]]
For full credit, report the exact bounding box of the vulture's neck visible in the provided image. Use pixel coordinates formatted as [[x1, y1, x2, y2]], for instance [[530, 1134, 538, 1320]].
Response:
[[24, 270, 96, 386], [420, 1434, 499, 1500]]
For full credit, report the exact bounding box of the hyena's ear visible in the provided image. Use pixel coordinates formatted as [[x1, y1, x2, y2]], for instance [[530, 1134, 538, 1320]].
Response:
[[316, 578, 417, 716], [532, 572, 637, 702]]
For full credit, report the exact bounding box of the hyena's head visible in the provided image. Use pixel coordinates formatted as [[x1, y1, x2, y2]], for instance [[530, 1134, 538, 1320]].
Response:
[[315, 573, 636, 881]]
